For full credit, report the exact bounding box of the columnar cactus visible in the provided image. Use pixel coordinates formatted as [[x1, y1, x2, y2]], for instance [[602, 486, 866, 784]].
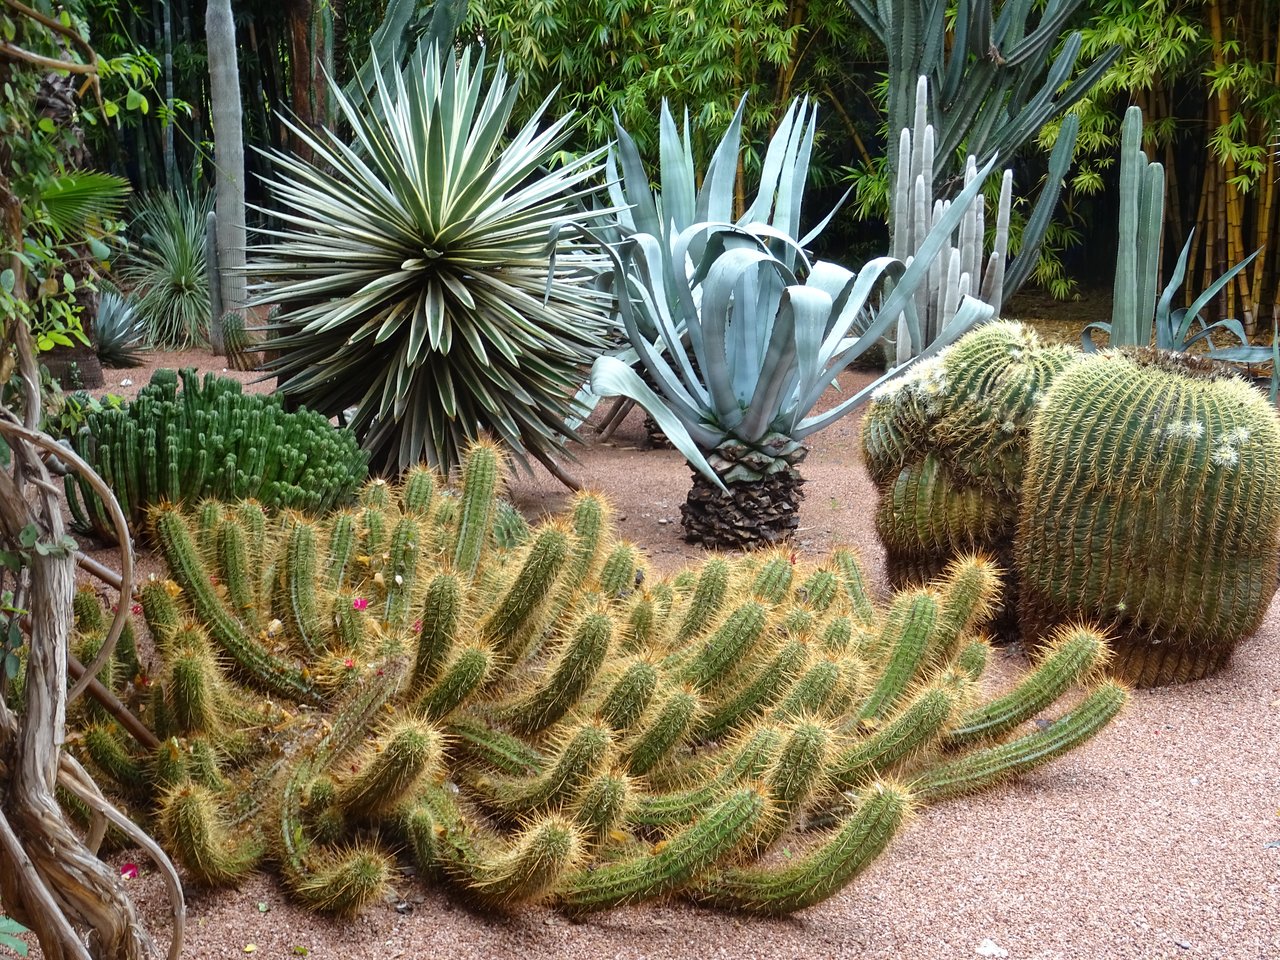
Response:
[[71, 441, 1125, 917], [1017, 349, 1280, 685], [64, 367, 369, 541], [862, 322, 1077, 627]]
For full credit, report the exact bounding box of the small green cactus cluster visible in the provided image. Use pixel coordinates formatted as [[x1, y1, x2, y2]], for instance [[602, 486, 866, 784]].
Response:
[[1019, 349, 1280, 685], [221, 311, 260, 372], [865, 324, 1280, 685], [73, 442, 1125, 917], [862, 322, 1076, 594], [64, 367, 369, 542]]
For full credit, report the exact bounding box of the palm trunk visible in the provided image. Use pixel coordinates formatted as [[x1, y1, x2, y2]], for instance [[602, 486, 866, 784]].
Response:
[[206, 0, 248, 354]]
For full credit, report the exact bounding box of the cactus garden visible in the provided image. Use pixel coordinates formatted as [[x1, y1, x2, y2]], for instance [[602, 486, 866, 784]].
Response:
[[4, 0, 1280, 957]]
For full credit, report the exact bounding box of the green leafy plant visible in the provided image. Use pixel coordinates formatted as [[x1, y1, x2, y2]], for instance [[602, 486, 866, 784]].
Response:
[[62, 368, 369, 541], [121, 188, 213, 349], [253, 43, 613, 476], [73, 442, 1126, 917], [93, 285, 146, 367], [589, 148, 1000, 548]]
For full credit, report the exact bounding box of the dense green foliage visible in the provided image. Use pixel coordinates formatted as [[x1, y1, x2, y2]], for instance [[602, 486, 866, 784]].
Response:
[[73, 442, 1125, 916], [63, 368, 368, 541]]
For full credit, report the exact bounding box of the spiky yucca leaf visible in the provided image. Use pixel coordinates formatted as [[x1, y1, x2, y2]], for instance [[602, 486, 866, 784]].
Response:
[[252, 43, 614, 475], [122, 188, 212, 349], [93, 285, 146, 367]]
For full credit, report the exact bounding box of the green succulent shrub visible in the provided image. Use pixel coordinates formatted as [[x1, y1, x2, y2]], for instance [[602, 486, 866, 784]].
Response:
[[861, 321, 1077, 633], [221, 311, 258, 371], [590, 119, 1000, 548], [73, 442, 1125, 917], [252, 43, 613, 476], [121, 188, 213, 349], [1018, 349, 1280, 686], [63, 368, 369, 542], [92, 284, 146, 368]]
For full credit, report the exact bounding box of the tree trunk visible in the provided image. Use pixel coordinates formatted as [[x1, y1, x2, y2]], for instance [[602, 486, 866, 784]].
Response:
[[206, 0, 248, 354]]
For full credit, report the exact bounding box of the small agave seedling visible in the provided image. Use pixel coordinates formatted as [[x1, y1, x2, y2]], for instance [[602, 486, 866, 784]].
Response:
[[590, 141, 1000, 548]]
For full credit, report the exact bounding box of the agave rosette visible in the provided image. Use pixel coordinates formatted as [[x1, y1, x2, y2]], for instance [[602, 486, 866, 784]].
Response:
[[590, 155, 1001, 488], [251, 44, 614, 474]]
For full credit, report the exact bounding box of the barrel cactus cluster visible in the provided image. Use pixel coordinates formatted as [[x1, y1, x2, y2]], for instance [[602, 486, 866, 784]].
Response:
[[1018, 348, 1280, 685], [862, 322, 1076, 630], [864, 323, 1280, 685], [72, 442, 1124, 917], [63, 367, 369, 541]]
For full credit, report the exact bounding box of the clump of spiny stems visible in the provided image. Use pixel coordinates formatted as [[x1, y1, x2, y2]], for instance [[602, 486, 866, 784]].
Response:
[[70, 441, 1127, 917]]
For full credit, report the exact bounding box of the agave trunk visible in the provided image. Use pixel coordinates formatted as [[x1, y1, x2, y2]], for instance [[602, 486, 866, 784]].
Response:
[[681, 440, 807, 549]]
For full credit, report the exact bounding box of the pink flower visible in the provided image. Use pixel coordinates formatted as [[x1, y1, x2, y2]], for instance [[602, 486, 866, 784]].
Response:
[[351, 597, 369, 611], [120, 862, 139, 880], [130, 603, 142, 615], [412, 619, 422, 633], [343, 658, 356, 669]]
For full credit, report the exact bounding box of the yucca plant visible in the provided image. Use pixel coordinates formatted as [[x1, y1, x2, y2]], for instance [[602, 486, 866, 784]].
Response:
[[121, 188, 213, 349], [252, 43, 614, 476], [92, 284, 146, 368], [591, 155, 1000, 548]]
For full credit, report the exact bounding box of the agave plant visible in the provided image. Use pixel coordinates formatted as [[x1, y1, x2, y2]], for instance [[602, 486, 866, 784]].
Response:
[[92, 285, 146, 367], [252, 44, 614, 476], [121, 188, 213, 349], [591, 156, 999, 548]]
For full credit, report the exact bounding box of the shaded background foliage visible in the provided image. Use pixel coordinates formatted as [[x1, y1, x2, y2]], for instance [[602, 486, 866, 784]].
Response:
[[58, 0, 1280, 323]]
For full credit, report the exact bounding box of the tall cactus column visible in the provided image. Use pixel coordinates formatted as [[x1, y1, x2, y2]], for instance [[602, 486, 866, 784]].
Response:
[[1017, 349, 1280, 685]]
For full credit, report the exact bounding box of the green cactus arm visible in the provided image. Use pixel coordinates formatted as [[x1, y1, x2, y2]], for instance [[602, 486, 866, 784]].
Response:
[[464, 815, 588, 905], [337, 720, 443, 819], [624, 685, 702, 775], [152, 506, 323, 705], [912, 681, 1129, 803], [953, 637, 991, 681], [482, 524, 571, 665], [831, 549, 877, 625], [217, 518, 262, 637], [858, 590, 940, 720], [630, 724, 785, 828], [472, 720, 612, 818], [598, 543, 640, 599], [678, 601, 769, 693], [451, 440, 500, 576], [756, 719, 833, 844], [798, 569, 840, 612], [558, 786, 769, 913], [80, 725, 148, 797], [750, 554, 795, 603], [444, 718, 545, 776], [281, 518, 326, 656], [157, 780, 262, 886], [597, 657, 661, 732], [700, 639, 808, 740], [691, 782, 910, 916], [771, 656, 845, 720], [829, 681, 964, 790], [410, 572, 463, 694], [416, 645, 492, 722], [285, 844, 393, 916], [503, 610, 614, 735], [947, 626, 1108, 747], [568, 770, 634, 845], [675, 557, 732, 643], [402, 465, 438, 518]]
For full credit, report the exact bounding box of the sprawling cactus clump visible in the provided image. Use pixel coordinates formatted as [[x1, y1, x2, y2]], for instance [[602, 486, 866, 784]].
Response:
[[862, 322, 1076, 615], [64, 367, 369, 541], [1018, 349, 1280, 685], [74, 442, 1125, 917]]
